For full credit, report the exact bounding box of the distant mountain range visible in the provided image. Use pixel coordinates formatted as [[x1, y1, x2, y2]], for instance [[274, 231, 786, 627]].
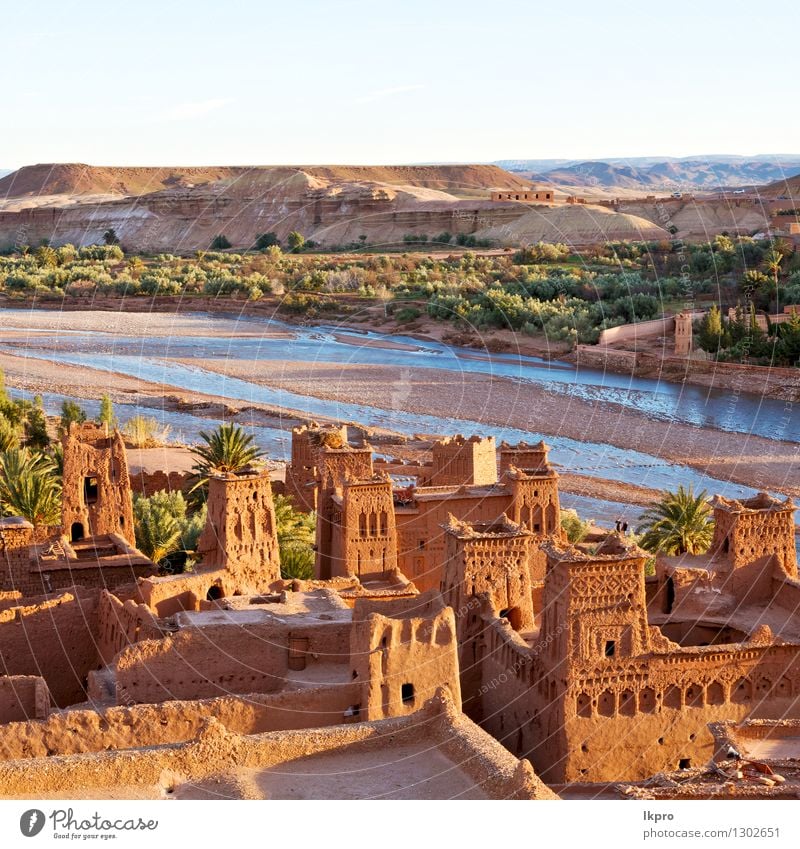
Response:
[[495, 156, 800, 191]]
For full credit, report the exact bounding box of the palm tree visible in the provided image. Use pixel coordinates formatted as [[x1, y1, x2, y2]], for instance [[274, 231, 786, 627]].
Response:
[[132, 499, 183, 565], [0, 449, 61, 527], [636, 485, 714, 556], [279, 546, 315, 580], [274, 493, 315, 546], [103, 228, 119, 246], [273, 494, 316, 579], [763, 247, 784, 310], [190, 423, 264, 490], [0, 417, 18, 452]]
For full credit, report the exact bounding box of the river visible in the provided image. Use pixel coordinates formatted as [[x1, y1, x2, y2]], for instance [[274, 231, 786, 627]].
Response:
[[2, 310, 797, 521]]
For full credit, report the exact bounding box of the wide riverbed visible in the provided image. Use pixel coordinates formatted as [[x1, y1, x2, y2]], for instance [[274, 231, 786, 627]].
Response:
[[1, 309, 797, 516], [5, 309, 795, 441]]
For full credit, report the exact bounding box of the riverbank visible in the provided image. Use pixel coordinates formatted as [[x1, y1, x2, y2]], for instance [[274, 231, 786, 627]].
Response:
[[573, 345, 800, 404], [178, 357, 800, 499], [0, 350, 668, 511], [1, 306, 797, 502], [6, 294, 797, 402]]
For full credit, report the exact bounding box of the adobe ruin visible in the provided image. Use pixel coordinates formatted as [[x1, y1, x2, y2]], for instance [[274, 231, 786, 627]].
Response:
[[196, 467, 282, 595], [0, 421, 156, 597], [0, 417, 797, 800], [62, 421, 135, 544], [491, 189, 554, 203]]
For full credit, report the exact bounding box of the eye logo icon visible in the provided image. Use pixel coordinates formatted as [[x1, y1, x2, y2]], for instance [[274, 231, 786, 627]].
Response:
[[20, 810, 46, 837]]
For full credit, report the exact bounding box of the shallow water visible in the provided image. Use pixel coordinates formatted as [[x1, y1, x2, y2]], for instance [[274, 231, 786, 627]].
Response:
[[9, 349, 760, 503], [3, 310, 795, 504], [3, 309, 796, 442], [9, 389, 291, 458]]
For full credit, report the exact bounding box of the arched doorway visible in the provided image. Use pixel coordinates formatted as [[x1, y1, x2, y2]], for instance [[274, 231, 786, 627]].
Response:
[[206, 585, 224, 601], [71, 522, 85, 542]]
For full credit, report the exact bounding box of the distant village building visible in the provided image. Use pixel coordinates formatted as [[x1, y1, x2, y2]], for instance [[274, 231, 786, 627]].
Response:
[[726, 305, 800, 332], [491, 189, 553, 203], [674, 311, 694, 356]]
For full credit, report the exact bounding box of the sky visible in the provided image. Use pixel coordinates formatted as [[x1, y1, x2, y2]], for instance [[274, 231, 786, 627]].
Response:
[[1, 0, 798, 168]]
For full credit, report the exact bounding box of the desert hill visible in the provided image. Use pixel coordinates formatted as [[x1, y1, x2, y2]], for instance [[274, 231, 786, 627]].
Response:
[[759, 173, 800, 198], [0, 160, 779, 251], [0, 163, 253, 199], [497, 156, 800, 193], [0, 163, 528, 202], [301, 165, 529, 197], [479, 203, 669, 244]]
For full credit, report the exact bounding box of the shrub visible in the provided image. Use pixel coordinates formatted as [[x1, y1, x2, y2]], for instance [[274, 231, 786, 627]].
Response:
[[395, 307, 421, 323], [254, 232, 280, 250], [287, 232, 306, 253], [122, 415, 171, 448], [561, 509, 591, 543], [210, 235, 232, 250], [59, 400, 86, 435]]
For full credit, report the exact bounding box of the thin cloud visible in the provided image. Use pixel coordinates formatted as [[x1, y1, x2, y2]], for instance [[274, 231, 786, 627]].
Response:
[[355, 84, 425, 105], [160, 99, 231, 121]]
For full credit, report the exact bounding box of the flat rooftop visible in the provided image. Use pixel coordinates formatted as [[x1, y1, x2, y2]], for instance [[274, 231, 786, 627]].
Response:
[[232, 738, 489, 800], [174, 589, 352, 628], [651, 599, 800, 644], [744, 736, 800, 760], [0, 692, 548, 801]]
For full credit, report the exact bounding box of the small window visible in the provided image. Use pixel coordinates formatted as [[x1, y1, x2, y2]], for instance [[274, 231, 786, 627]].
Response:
[[401, 683, 415, 704], [604, 640, 616, 658], [500, 607, 523, 632], [678, 758, 692, 770], [417, 539, 426, 550], [84, 476, 99, 505]]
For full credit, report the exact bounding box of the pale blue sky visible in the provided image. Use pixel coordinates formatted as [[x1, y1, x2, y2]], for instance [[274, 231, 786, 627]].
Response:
[[2, 0, 797, 167]]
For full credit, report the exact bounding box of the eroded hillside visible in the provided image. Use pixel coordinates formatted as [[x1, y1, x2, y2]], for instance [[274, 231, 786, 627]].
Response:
[[0, 162, 770, 250]]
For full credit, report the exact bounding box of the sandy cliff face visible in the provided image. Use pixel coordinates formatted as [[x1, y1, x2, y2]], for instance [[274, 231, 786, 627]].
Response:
[[0, 163, 530, 202], [0, 162, 742, 250], [617, 198, 771, 238], [478, 203, 670, 244], [0, 163, 532, 249], [0, 163, 254, 200]]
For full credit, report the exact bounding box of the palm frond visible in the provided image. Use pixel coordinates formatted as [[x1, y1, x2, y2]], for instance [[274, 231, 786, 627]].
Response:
[[636, 485, 713, 556]]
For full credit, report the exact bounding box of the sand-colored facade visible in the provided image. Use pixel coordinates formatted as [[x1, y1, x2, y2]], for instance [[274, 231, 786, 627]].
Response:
[[0, 420, 798, 799]]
